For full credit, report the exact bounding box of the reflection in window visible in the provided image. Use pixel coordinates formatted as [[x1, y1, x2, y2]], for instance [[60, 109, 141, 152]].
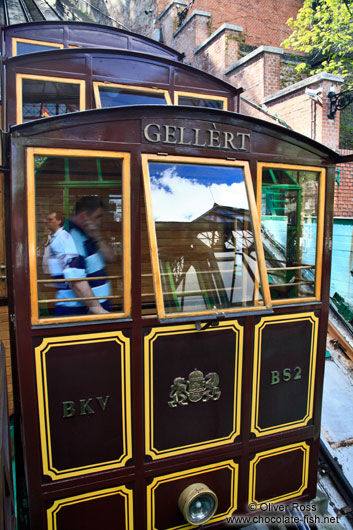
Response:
[[143, 159, 267, 316], [21, 78, 82, 122], [176, 94, 226, 109], [14, 40, 63, 56], [96, 84, 169, 108], [33, 153, 127, 320], [260, 166, 322, 300]]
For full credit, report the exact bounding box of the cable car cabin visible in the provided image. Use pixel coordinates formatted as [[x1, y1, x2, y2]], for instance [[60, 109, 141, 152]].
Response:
[[2, 22, 338, 530]]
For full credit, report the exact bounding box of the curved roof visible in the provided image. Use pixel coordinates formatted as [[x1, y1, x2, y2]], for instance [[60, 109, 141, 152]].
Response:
[[10, 104, 341, 163], [2, 20, 184, 60]]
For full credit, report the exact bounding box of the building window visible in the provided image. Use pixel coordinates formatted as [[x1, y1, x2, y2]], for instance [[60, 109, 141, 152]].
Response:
[[175, 91, 227, 110], [142, 155, 270, 318], [27, 148, 131, 325], [12, 38, 64, 56], [94, 83, 171, 108], [17, 74, 85, 124], [257, 163, 325, 303]]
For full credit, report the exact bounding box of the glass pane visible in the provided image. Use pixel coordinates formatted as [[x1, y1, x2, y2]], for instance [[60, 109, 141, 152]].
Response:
[[98, 86, 167, 108], [147, 161, 264, 314], [22, 79, 80, 122], [178, 96, 224, 109], [16, 41, 61, 55], [35, 155, 123, 318], [261, 167, 320, 299]]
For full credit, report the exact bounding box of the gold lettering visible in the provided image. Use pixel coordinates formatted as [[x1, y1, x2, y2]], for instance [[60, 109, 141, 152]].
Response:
[[192, 128, 206, 147], [144, 123, 161, 142], [63, 401, 75, 418], [208, 129, 221, 148], [80, 398, 95, 415], [223, 131, 237, 150], [163, 125, 177, 144], [97, 395, 110, 411], [270, 371, 280, 385], [282, 368, 291, 382], [237, 132, 250, 151], [178, 126, 192, 145]]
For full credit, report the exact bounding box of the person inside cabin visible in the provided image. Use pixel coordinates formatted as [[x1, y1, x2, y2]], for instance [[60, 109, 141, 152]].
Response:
[[51, 195, 115, 316], [43, 209, 79, 294]]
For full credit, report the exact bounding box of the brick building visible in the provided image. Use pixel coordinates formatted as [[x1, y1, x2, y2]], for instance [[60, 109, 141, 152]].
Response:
[[72, 0, 353, 217]]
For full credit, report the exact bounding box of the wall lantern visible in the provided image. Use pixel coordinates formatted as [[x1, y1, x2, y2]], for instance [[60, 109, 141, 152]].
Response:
[[178, 483, 218, 525], [327, 85, 353, 119]]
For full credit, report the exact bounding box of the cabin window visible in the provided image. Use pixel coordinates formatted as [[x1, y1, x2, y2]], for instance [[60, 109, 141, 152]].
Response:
[[175, 92, 227, 110], [12, 38, 64, 56], [17, 74, 85, 124], [142, 155, 270, 318], [27, 148, 131, 325], [257, 163, 325, 303], [93, 83, 172, 108]]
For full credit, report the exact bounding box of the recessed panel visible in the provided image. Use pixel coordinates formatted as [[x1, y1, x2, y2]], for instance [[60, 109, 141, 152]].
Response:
[[147, 460, 238, 530], [35, 331, 132, 479], [249, 442, 310, 505], [46, 485, 134, 530], [144, 321, 243, 459], [251, 313, 318, 436]]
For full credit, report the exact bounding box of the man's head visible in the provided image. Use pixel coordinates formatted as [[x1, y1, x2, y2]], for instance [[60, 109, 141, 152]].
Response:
[[73, 196, 106, 230], [46, 211, 65, 234]]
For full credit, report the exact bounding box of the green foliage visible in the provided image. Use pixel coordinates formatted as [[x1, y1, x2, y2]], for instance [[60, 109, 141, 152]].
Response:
[[282, 0, 353, 88]]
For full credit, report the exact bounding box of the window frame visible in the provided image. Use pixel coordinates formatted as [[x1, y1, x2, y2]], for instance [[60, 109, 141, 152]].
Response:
[[174, 91, 228, 110], [12, 37, 64, 57], [16, 74, 86, 124], [93, 82, 172, 109], [27, 147, 131, 325], [142, 154, 271, 319], [256, 162, 325, 305]]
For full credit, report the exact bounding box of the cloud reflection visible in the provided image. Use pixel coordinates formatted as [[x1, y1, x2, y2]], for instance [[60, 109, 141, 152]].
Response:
[[150, 165, 249, 222]]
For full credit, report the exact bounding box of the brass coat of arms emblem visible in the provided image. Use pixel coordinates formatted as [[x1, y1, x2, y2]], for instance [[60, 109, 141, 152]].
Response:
[[168, 369, 221, 408]]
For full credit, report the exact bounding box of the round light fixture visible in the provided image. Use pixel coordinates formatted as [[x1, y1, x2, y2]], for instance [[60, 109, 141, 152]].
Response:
[[178, 483, 218, 525]]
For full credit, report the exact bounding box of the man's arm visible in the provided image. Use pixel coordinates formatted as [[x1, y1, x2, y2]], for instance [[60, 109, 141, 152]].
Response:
[[71, 280, 109, 314]]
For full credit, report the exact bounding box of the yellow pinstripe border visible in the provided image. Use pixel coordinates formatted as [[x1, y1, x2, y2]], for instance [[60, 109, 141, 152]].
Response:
[[16, 74, 85, 124], [251, 313, 318, 436], [142, 154, 271, 319], [144, 321, 243, 459], [47, 485, 134, 530], [12, 37, 64, 56], [93, 81, 172, 108], [27, 147, 131, 325], [248, 442, 310, 506], [35, 331, 132, 479], [256, 163, 325, 305], [174, 91, 228, 110], [147, 460, 238, 530]]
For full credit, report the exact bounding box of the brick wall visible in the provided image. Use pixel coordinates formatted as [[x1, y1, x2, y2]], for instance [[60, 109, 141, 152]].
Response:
[[335, 151, 353, 218], [158, 0, 302, 49], [194, 25, 242, 79]]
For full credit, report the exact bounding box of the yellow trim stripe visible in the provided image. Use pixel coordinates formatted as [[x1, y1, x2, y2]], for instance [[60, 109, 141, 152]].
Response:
[[141, 154, 271, 320], [47, 485, 134, 530], [27, 147, 131, 325], [251, 313, 318, 436], [174, 91, 228, 110], [12, 37, 64, 57], [35, 331, 132, 479], [248, 442, 310, 506], [93, 81, 172, 108], [16, 74, 85, 124], [147, 460, 238, 530], [144, 321, 243, 459], [257, 162, 326, 305]]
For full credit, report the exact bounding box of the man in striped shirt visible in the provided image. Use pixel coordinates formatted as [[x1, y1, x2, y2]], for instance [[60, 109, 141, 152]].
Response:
[[52, 196, 115, 316]]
